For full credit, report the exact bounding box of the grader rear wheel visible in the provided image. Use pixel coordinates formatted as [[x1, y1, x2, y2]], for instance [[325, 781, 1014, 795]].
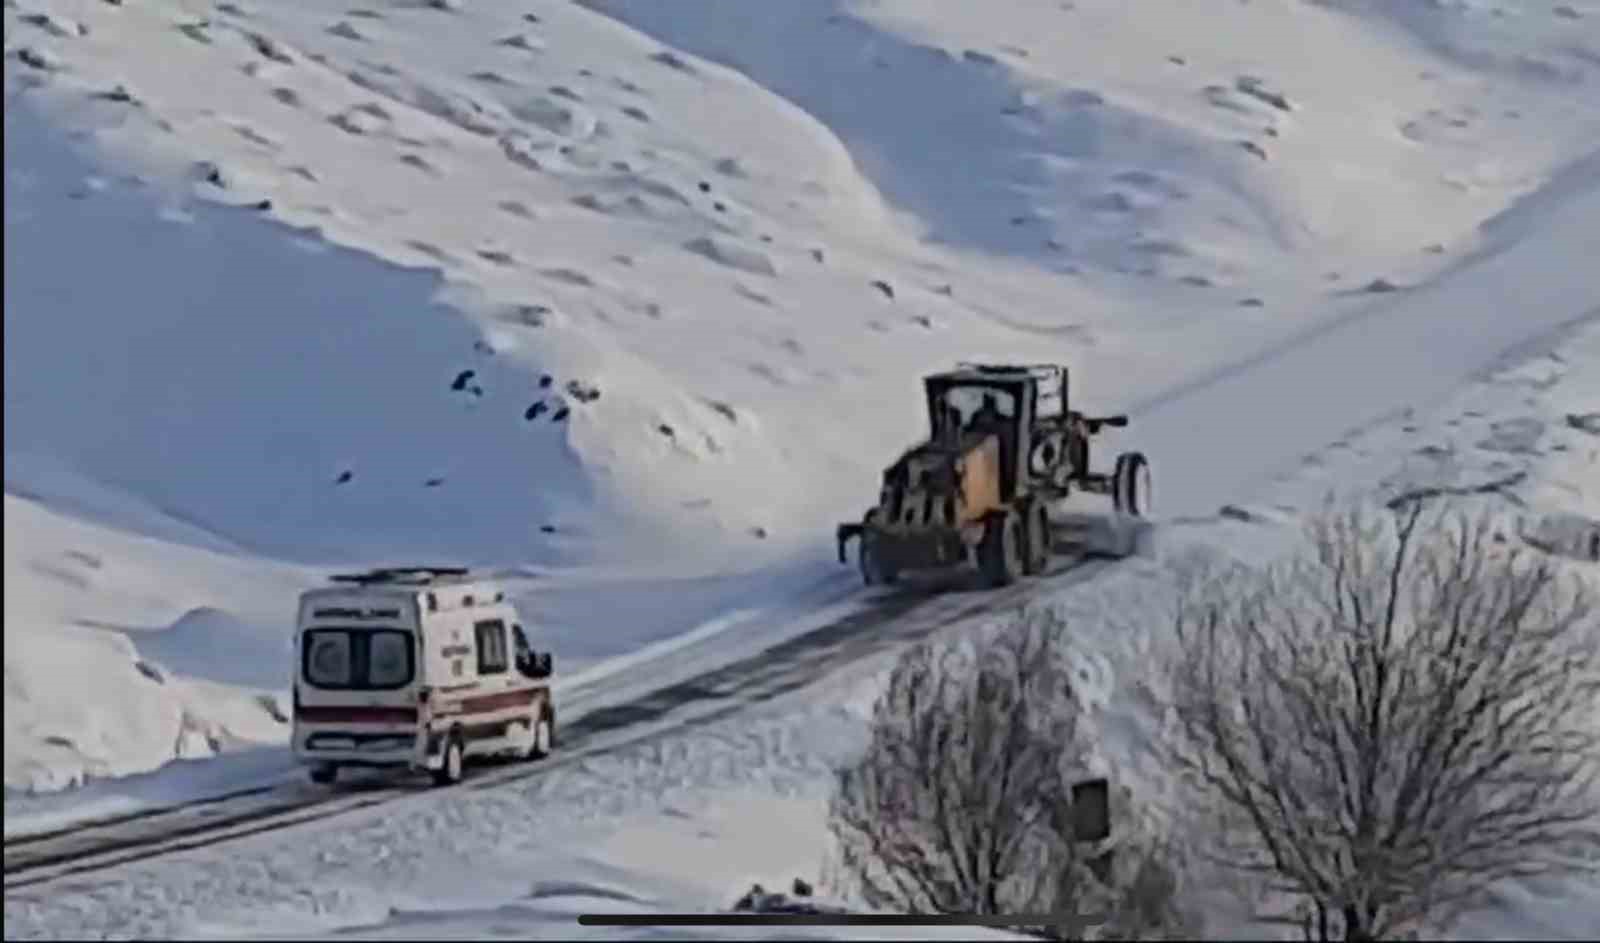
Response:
[[1020, 496, 1050, 576], [979, 508, 1023, 588]]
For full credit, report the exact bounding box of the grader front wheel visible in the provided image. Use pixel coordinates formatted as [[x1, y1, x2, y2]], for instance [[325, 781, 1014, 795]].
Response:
[[858, 511, 899, 587], [860, 535, 900, 586], [1112, 451, 1152, 518]]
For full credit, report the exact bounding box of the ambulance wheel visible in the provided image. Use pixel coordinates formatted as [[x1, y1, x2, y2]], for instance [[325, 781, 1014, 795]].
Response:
[[432, 734, 464, 787], [309, 763, 338, 785], [519, 713, 553, 762], [531, 713, 554, 761]]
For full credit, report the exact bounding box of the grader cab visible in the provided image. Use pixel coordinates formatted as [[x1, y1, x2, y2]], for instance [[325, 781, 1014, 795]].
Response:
[[836, 364, 1151, 588]]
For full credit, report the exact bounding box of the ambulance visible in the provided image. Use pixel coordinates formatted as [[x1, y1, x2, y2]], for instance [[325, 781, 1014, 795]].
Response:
[[292, 567, 556, 786]]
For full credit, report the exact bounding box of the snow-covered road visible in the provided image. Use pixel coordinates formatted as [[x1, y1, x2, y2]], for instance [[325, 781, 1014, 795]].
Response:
[[1127, 148, 1600, 517], [3, 548, 1105, 890]]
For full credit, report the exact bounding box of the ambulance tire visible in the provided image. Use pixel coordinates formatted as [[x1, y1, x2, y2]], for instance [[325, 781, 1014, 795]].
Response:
[[433, 733, 465, 786], [531, 713, 554, 761]]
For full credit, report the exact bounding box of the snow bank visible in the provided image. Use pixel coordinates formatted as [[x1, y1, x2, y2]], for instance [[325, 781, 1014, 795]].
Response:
[[2, 494, 309, 793]]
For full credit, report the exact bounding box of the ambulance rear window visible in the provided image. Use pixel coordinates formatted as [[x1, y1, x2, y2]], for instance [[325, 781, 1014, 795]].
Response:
[[303, 628, 414, 690]]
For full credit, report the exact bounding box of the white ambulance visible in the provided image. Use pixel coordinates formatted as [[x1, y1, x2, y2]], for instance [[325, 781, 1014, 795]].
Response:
[[292, 567, 556, 787]]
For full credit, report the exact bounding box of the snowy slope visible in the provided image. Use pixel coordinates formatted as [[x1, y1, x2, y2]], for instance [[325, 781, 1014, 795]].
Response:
[[5, 0, 1598, 810], [11, 0, 1597, 556], [16, 310, 1593, 941], [6, 314, 1595, 939], [589, 0, 1600, 276]]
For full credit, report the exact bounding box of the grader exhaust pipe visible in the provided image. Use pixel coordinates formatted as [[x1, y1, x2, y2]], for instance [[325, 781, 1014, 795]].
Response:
[[1083, 414, 1128, 433]]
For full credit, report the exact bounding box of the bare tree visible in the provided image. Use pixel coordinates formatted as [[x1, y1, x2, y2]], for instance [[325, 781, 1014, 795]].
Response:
[[1170, 500, 1600, 941], [828, 608, 1080, 916], [828, 607, 1194, 938]]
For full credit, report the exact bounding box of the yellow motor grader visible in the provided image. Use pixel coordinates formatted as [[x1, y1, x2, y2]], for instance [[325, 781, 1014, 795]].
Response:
[[836, 364, 1150, 588]]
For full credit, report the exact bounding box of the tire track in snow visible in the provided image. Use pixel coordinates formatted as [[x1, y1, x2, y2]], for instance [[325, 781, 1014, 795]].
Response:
[[2, 552, 1106, 893]]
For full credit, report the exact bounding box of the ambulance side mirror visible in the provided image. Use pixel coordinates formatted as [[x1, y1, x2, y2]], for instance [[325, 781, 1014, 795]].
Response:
[[518, 650, 553, 679]]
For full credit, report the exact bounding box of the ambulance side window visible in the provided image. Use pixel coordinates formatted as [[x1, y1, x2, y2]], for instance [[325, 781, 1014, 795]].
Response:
[[474, 619, 508, 675]]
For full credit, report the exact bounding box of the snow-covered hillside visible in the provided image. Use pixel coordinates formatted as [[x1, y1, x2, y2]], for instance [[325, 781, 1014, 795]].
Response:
[[589, 0, 1600, 272], [11, 0, 1596, 551], [4, 0, 1597, 844]]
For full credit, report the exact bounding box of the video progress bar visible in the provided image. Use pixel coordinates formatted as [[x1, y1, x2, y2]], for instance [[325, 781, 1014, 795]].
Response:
[[579, 912, 1104, 927]]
